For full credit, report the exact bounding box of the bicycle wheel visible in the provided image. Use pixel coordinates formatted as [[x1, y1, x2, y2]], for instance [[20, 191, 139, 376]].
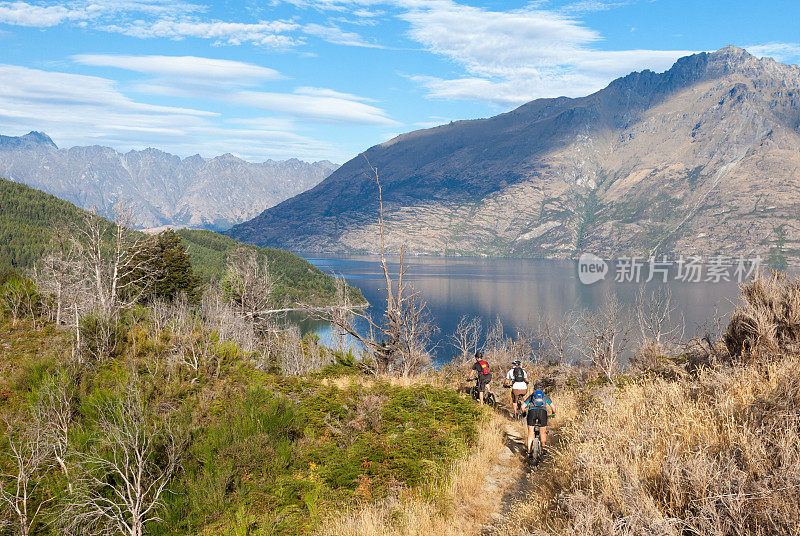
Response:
[[487, 392, 497, 408], [532, 437, 542, 466]]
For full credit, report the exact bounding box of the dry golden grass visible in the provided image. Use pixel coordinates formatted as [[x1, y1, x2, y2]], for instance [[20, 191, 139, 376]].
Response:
[[326, 275, 800, 536], [321, 411, 510, 536], [498, 354, 800, 536]]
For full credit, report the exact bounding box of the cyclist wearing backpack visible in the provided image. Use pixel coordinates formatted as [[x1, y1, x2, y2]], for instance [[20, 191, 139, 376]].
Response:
[[504, 359, 528, 417], [524, 381, 555, 456], [468, 351, 492, 405]]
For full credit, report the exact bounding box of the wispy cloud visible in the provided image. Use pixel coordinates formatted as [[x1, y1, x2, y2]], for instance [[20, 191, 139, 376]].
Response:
[[73, 54, 284, 83], [746, 42, 800, 64], [0, 63, 346, 160], [233, 89, 399, 125], [302, 22, 381, 47], [294, 86, 377, 102], [102, 19, 302, 47]]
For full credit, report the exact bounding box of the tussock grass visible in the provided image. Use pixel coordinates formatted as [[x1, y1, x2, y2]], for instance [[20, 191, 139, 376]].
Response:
[[498, 274, 800, 536]]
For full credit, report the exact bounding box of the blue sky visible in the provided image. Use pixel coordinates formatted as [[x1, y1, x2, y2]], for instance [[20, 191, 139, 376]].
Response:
[[0, 0, 798, 163]]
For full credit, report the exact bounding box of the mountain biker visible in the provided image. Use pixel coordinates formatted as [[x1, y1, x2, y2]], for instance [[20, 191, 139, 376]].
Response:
[[524, 381, 554, 456], [468, 351, 492, 405], [504, 359, 528, 417]]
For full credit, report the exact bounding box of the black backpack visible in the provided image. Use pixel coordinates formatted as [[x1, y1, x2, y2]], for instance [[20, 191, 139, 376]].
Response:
[[512, 366, 525, 383]]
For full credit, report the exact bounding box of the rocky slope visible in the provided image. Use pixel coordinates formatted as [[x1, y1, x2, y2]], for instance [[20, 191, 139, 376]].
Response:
[[228, 46, 800, 261], [0, 133, 337, 230]]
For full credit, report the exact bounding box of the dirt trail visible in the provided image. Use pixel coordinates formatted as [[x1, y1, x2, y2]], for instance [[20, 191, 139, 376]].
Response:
[[477, 410, 563, 536]]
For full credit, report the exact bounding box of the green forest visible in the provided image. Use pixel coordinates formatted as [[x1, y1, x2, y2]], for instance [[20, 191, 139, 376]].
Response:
[[0, 177, 362, 308]]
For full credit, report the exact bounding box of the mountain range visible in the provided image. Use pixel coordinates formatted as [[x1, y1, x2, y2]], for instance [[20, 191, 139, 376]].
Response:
[[0, 132, 337, 230], [227, 46, 800, 262]]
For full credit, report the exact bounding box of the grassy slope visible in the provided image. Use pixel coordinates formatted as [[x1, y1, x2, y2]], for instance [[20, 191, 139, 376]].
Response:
[[0, 316, 478, 536], [0, 177, 363, 307]]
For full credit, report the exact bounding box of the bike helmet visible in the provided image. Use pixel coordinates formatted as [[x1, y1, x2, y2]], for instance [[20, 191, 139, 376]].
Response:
[[533, 381, 543, 390], [512, 359, 521, 366], [475, 351, 483, 359]]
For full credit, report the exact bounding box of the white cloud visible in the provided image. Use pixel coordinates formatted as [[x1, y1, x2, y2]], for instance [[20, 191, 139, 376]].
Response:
[[396, 1, 692, 106], [102, 19, 302, 47], [234, 89, 399, 125], [302, 22, 380, 47], [0, 64, 344, 161], [0, 0, 201, 27], [0, 2, 88, 26], [77, 56, 400, 126], [73, 54, 284, 83], [294, 86, 376, 102], [746, 42, 800, 64]]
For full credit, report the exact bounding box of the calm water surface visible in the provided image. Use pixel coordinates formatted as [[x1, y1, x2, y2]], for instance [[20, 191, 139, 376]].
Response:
[[301, 255, 758, 366]]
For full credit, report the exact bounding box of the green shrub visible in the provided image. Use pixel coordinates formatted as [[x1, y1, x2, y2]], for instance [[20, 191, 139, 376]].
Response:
[[79, 313, 129, 363]]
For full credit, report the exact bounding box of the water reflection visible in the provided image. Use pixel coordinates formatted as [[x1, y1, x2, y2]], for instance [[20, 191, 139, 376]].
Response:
[[300, 255, 763, 366]]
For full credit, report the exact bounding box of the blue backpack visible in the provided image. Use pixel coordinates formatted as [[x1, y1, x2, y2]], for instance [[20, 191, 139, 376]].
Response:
[[531, 389, 546, 407]]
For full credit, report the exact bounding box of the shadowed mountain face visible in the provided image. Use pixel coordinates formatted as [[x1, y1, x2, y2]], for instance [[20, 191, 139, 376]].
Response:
[[228, 46, 800, 261], [0, 133, 337, 231]]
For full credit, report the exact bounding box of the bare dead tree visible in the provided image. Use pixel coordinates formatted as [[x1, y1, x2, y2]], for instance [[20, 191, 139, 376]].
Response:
[[450, 315, 482, 365], [575, 296, 631, 383], [314, 156, 436, 376], [0, 413, 53, 536], [328, 276, 352, 354], [0, 278, 39, 328], [32, 373, 75, 495], [73, 203, 158, 317], [223, 247, 275, 319], [538, 311, 579, 365], [200, 284, 259, 354], [66, 382, 183, 536], [483, 316, 511, 362], [636, 285, 685, 347], [33, 223, 82, 327]]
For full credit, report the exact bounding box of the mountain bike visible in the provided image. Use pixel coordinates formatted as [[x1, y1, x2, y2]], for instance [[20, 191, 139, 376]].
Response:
[[511, 390, 526, 422], [527, 425, 543, 466], [467, 378, 497, 408]]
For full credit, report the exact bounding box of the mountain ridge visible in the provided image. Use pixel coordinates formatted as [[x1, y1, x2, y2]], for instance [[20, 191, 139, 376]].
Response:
[[0, 133, 338, 231], [227, 46, 800, 262]]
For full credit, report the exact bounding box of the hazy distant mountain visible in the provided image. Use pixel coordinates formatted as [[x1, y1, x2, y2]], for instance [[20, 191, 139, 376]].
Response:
[[228, 46, 800, 262], [0, 133, 337, 230]]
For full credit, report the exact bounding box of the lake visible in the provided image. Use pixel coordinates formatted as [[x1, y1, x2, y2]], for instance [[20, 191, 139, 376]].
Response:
[[301, 255, 766, 367]]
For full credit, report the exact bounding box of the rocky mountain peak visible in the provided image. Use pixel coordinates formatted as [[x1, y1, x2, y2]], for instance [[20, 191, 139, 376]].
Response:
[[0, 131, 58, 150], [225, 47, 800, 263]]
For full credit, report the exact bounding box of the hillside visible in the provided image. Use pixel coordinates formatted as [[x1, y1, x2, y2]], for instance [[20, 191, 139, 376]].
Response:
[[228, 46, 800, 261], [0, 177, 361, 307], [0, 132, 337, 230]]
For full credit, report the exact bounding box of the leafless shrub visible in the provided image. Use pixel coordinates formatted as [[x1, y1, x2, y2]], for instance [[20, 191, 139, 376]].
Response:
[[277, 328, 332, 376], [32, 372, 75, 494], [32, 224, 84, 327], [0, 412, 53, 536], [575, 296, 631, 383], [328, 276, 353, 354], [223, 247, 276, 319], [636, 285, 684, 347], [451, 315, 481, 365], [199, 285, 259, 353], [537, 311, 579, 365], [65, 382, 183, 536], [0, 278, 40, 328]]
